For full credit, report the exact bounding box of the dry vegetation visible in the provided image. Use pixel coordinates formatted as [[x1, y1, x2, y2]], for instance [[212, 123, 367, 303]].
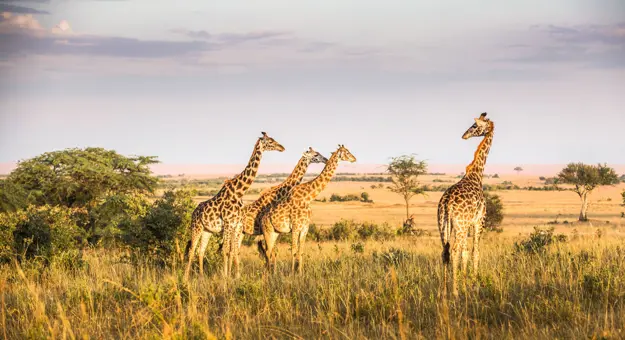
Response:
[[2, 174, 625, 339]]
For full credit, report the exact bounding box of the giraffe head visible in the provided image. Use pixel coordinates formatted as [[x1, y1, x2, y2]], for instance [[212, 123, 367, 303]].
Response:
[[258, 132, 285, 152], [462, 112, 493, 140], [335, 144, 357, 163], [304, 147, 328, 164]]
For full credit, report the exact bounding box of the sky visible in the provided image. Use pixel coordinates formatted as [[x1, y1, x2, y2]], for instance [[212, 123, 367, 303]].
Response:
[[0, 0, 624, 174]]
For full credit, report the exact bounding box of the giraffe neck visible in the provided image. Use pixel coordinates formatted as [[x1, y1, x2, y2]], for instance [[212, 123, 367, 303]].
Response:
[[465, 124, 494, 182], [283, 155, 312, 187], [302, 152, 340, 202], [230, 140, 263, 198]]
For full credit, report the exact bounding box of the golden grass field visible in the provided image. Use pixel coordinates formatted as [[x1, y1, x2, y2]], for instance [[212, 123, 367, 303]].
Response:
[[236, 174, 625, 235], [2, 175, 624, 339]]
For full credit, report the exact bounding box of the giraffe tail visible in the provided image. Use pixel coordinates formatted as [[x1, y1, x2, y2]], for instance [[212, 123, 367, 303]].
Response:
[[257, 239, 268, 260], [438, 203, 452, 264]]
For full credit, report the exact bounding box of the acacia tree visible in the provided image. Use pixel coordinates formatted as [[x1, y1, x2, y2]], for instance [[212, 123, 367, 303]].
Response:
[[514, 166, 524, 175], [4, 147, 159, 240], [386, 155, 428, 219], [557, 163, 618, 221]]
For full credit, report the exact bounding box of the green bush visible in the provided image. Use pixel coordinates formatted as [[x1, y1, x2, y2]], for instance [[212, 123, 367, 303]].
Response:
[[326, 220, 397, 242], [0, 205, 86, 266], [124, 189, 196, 263], [484, 193, 504, 232], [350, 242, 365, 254], [514, 226, 567, 254], [329, 192, 373, 203]]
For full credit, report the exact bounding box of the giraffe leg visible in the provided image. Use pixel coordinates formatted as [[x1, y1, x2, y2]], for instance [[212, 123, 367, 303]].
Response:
[[450, 242, 462, 297], [222, 225, 233, 278], [460, 238, 469, 274], [184, 224, 202, 281], [291, 230, 298, 274], [197, 231, 211, 276], [296, 226, 308, 275], [232, 224, 244, 279], [472, 221, 483, 274], [263, 231, 280, 274]]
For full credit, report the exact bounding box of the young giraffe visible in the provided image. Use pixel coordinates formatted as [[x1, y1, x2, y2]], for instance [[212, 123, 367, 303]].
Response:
[[259, 145, 356, 274], [211, 148, 327, 264], [238, 147, 327, 241], [437, 112, 494, 296], [184, 132, 284, 280]]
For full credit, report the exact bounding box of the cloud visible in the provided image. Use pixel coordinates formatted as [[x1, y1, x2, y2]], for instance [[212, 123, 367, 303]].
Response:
[[0, 13, 213, 59], [536, 23, 625, 45], [171, 28, 288, 45], [0, 3, 48, 14], [496, 23, 625, 69]]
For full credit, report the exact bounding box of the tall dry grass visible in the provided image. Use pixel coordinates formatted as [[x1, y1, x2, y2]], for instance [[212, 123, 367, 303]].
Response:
[[1, 235, 623, 339]]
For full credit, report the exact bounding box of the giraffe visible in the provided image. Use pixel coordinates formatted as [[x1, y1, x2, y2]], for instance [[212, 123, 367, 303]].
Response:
[[239, 147, 327, 239], [258, 145, 356, 274], [211, 148, 327, 266], [184, 132, 285, 280], [437, 112, 494, 296]]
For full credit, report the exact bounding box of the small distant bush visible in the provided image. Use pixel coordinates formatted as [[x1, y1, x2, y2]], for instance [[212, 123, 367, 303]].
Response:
[[621, 190, 625, 206], [329, 192, 373, 203], [492, 174, 500, 178], [324, 220, 397, 242], [374, 247, 411, 267], [350, 242, 365, 254], [514, 226, 567, 254], [539, 176, 546, 181]]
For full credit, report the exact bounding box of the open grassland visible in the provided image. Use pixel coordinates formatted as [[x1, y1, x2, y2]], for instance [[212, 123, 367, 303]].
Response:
[[2, 175, 625, 339], [2, 236, 624, 339], [179, 174, 625, 235]]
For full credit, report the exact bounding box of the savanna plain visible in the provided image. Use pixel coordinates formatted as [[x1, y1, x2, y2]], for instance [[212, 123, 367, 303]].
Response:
[[2, 174, 625, 339]]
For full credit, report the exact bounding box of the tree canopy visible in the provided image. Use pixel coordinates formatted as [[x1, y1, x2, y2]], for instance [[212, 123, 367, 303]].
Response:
[[557, 163, 618, 221], [6, 147, 159, 209], [386, 155, 428, 219], [557, 163, 618, 195]]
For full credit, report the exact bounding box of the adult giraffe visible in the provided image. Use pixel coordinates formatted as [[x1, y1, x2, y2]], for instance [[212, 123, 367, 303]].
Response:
[[184, 132, 284, 280], [437, 112, 494, 296], [259, 145, 356, 274]]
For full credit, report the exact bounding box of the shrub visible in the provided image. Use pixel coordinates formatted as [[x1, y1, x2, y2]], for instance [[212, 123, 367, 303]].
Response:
[[324, 220, 397, 242], [329, 192, 373, 203], [492, 174, 500, 178], [621, 190, 625, 206], [514, 226, 567, 254], [350, 242, 365, 254], [124, 189, 196, 263], [0, 205, 86, 266], [327, 220, 357, 241], [484, 193, 504, 232], [539, 176, 546, 181], [374, 247, 411, 267]]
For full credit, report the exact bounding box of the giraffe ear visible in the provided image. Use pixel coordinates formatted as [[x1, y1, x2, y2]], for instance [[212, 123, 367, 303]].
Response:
[[309, 147, 314, 151], [479, 112, 487, 120], [261, 132, 267, 137]]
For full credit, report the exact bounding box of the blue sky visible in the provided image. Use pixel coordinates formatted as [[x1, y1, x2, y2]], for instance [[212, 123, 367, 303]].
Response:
[[0, 0, 624, 167]]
